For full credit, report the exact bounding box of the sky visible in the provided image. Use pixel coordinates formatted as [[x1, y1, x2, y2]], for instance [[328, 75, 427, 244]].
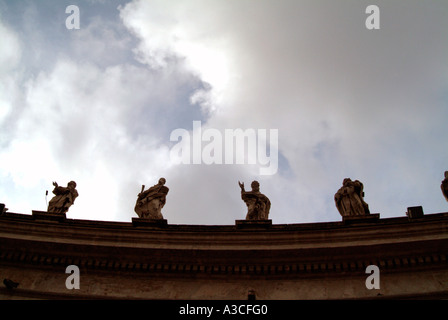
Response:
[[0, 0, 447, 225]]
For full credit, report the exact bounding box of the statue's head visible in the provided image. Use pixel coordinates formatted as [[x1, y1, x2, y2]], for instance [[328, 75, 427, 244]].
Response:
[[158, 177, 166, 185], [251, 180, 260, 192], [445, 171, 448, 179], [342, 178, 352, 186], [67, 181, 77, 188]]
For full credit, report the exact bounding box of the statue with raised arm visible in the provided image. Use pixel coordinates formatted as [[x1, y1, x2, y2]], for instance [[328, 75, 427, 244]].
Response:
[[334, 178, 370, 217], [47, 181, 78, 214], [441, 171, 448, 202], [238, 180, 271, 220], [134, 178, 169, 219]]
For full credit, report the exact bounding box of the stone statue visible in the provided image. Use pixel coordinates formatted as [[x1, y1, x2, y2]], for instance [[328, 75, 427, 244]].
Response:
[[47, 181, 78, 214], [238, 180, 271, 220], [0, 203, 7, 214], [134, 178, 169, 219], [441, 171, 448, 202], [334, 178, 370, 217]]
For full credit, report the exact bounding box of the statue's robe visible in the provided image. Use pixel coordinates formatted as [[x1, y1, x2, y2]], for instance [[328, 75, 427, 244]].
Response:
[[48, 186, 78, 214], [335, 180, 369, 217], [442, 178, 448, 202], [134, 184, 169, 219], [241, 191, 271, 220]]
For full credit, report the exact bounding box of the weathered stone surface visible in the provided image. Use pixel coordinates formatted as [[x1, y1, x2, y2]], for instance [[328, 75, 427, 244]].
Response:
[[407, 206, 424, 220], [47, 181, 78, 214], [132, 218, 168, 227], [32, 210, 67, 222], [235, 219, 272, 229], [335, 178, 370, 218], [238, 180, 271, 220], [343, 213, 379, 224], [441, 171, 448, 202], [134, 178, 169, 219], [1, 210, 448, 299]]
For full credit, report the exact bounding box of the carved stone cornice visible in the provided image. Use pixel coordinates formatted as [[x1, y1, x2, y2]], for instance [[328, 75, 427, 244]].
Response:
[[1, 211, 448, 279]]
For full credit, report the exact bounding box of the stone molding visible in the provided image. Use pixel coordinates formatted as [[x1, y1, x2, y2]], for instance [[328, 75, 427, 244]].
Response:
[[342, 213, 380, 224], [1, 211, 448, 278], [235, 219, 272, 229], [32, 210, 67, 222], [131, 218, 168, 227], [2, 211, 448, 299]]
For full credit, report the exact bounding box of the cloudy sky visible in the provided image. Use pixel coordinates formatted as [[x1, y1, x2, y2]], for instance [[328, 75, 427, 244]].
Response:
[[0, 0, 447, 225]]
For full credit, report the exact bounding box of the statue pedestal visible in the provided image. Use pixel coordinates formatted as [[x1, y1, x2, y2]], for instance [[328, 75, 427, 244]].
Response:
[[235, 219, 272, 230], [32, 210, 66, 222], [342, 213, 379, 224], [407, 206, 424, 220], [132, 218, 168, 228]]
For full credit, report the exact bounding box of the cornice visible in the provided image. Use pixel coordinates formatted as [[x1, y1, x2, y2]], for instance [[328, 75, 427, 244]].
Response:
[[1, 211, 447, 249], [1, 211, 448, 278]]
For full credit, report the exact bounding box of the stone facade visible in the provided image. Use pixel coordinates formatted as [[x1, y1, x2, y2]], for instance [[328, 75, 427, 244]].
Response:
[[1, 208, 448, 299]]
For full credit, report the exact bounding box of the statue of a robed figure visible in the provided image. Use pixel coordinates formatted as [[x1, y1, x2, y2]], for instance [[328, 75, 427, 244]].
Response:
[[441, 171, 448, 202], [334, 178, 370, 217], [238, 180, 271, 220], [134, 178, 169, 219], [47, 181, 78, 214]]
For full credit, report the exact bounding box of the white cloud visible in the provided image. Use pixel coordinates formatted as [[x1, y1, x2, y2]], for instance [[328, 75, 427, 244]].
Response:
[[0, 20, 22, 124], [119, 0, 448, 223], [0, 20, 21, 72], [1, 1, 447, 225], [0, 54, 195, 221], [120, 0, 239, 113]]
